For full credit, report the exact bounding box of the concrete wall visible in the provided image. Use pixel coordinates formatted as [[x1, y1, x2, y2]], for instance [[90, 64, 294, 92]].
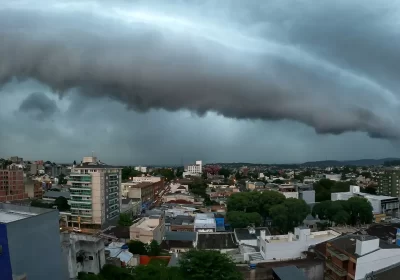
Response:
[[300, 262, 324, 280], [301, 190, 315, 204], [6, 210, 69, 280]]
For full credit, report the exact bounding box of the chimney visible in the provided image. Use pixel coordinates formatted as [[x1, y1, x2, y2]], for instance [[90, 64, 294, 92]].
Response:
[[260, 230, 266, 240], [288, 232, 293, 242]]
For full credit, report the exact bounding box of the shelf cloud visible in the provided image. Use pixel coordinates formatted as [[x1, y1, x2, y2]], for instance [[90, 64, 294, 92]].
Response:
[[1, 0, 400, 139]]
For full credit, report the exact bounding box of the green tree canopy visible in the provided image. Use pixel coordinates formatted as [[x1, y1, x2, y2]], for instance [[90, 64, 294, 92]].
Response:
[[258, 191, 286, 218], [121, 167, 143, 181], [270, 198, 310, 233], [54, 196, 70, 211], [57, 173, 67, 184], [347, 197, 373, 225], [128, 240, 148, 255], [118, 213, 133, 227], [226, 211, 262, 229], [361, 186, 377, 195], [218, 168, 231, 178], [179, 250, 243, 280], [148, 240, 161, 256]]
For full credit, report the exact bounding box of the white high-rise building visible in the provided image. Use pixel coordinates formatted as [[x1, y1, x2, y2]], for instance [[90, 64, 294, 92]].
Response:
[[185, 160, 202, 174], [68, 156, 122, 229]]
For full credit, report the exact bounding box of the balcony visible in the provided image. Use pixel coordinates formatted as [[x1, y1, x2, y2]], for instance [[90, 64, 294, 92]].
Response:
[[328, 247, 349, 261], [326, 261, 347, 277], [71, 211, 92, 217], [70, 190, 92, 195], [109, 198, 119, 205], [70, 196, 91, 201]]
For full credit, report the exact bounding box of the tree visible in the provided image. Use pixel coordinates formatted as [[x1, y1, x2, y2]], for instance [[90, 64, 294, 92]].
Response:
[[340, 173, 347, 181], [284, 198, 310, 229], [73, 160, 77, 165], [128, 240, 148, 255], [54, 196, 70, 211], [134, 262, 183, 280], [269, 204, 289, 233], [226, 211, 262, 229], [179, 250, 243, 280], [148, 240, 161, 256], [100, 264, 134, 280], [347, 197, 373, 225], [270, 198, 310, 233], [218, 168, 231, 178], [312, 200, 332, 220], [118, 213, 133, 227], [58, 173, 67, 184], [361, 186, 377, 195], [176, 168, 183, 178], [258, 191, 286, 218], [226, 192, 259, 213], [333, 210, 350, 225]]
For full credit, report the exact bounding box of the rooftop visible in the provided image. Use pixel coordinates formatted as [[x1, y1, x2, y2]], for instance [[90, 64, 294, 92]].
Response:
[[272, 265, 308, 280], [235, 227, 271, 240], [0, 203, 53, 224], [355, 224, 400, 241], [43, 191, 71, 199], [197, 232, 238, 250], [130, 182, 153, 188], [165, 231, 197, 241], [328, 234, 400, 258], [131, 217, 160, 231]]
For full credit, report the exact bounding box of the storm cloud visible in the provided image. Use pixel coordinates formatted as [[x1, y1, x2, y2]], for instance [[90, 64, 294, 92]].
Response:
[[0, 0, 400, 140], [18, 92, 58, 120]]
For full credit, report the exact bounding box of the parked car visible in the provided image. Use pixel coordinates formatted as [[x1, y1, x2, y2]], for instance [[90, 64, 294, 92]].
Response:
[[72, 227, 82, 232]]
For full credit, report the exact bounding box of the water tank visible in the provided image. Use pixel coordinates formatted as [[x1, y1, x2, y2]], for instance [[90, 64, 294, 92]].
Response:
[[121, 244, 129, 250]]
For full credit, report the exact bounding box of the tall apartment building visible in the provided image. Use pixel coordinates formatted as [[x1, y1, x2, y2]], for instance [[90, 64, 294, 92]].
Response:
[[0, 203, 68, 280], [0, 167, 28, 202], [377, 169, 400, 197], [68, 156, 122, 229]]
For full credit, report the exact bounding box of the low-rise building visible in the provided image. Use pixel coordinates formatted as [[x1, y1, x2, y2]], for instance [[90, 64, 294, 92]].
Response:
[[130, 215, 165, 243], [121, 198, 142, 218], [161, 231, 197, 253], [125, 181, 164, 210], [0, 203, 68, 280], [163, 193, 195, 204], [296, 184, 315, 204], [194, 213, 216, 232], [259, 227, 341, 261], [332, 185, 399, 215], [61, 232, 106, 278], [322, 234, 400, 280], [105, 242, 138, 267]]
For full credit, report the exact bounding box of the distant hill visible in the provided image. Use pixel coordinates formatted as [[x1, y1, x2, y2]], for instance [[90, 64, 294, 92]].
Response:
[[301, 158, 400, 167], [208, 158, 400, 167]]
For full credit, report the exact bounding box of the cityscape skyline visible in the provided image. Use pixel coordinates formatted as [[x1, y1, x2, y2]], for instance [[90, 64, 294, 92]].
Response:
[[1, 1, 400, 165]]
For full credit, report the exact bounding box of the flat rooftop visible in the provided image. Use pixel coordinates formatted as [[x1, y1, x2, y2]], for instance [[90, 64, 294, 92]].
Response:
[[0, 203, 53, 224], [132, 217, 160, 231], [0, 209, 37, 223], [266, 230, 340, 244]]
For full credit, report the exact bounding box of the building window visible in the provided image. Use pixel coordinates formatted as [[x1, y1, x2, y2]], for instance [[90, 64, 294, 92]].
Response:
[[89, 256, 94, 260]]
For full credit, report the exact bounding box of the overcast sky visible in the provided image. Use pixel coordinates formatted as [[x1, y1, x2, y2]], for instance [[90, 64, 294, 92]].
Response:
[[0, 0, 400, 165]]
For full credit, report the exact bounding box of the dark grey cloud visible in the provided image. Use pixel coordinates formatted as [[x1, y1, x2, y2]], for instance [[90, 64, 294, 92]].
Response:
[[0, 0, 399, 140], [18, 92, 58, 120]]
